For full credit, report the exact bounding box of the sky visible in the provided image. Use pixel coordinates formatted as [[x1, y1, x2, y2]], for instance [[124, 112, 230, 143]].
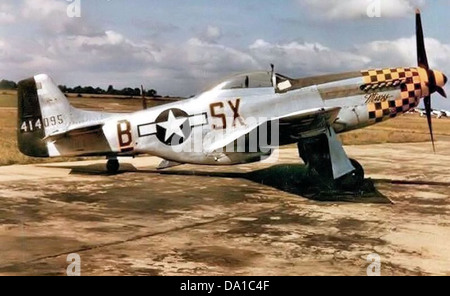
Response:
[[1, 0, 450, 108]]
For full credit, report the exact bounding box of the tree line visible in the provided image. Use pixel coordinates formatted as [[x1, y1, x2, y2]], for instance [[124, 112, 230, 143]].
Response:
[[0, 79, 158, 97], [59, 85, 158, 97], [0, 80, 17, 90]]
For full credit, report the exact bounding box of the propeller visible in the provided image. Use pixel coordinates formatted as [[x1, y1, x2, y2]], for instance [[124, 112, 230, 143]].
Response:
[[416, 9, 447, 152], [141, 85, 147, 110]]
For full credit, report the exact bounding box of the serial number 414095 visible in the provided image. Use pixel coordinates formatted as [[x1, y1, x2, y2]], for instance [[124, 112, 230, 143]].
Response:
[[20, 115, 64, 133]]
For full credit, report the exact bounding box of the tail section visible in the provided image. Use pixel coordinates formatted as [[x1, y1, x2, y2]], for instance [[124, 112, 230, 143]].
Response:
[[17, 74, 71, 157]]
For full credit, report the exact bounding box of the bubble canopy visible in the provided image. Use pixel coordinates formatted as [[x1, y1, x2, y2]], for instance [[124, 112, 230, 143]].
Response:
[[215, 71, 274, 90]]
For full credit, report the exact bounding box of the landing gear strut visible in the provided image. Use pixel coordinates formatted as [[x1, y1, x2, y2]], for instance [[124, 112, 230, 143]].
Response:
[[298, 135, 333, 182], [106, 158, 120, 174]]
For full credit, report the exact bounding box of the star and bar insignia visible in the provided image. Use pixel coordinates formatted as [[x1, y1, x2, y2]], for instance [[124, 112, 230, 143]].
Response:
[[138, 108, 208, 146]]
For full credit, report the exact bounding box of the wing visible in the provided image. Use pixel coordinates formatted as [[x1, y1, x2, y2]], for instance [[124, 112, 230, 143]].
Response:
[[278, 106, 341, 141], [204, 107, 341, 153]]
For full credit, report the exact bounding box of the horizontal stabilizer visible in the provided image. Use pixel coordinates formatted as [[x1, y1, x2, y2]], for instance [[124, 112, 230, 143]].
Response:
[[43, 123, 104, 141]]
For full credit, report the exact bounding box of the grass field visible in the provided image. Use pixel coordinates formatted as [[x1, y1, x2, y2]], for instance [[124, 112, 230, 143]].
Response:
[[0, 90, 449, 166], [0, 90, 17, 108], [339, 116, 440, 145]]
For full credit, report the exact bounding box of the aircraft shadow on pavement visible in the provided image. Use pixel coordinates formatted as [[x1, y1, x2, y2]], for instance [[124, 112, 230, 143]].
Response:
[[57, 163, 139, 176], [58, 162, 391, 204], [151, 165, 390, 204]]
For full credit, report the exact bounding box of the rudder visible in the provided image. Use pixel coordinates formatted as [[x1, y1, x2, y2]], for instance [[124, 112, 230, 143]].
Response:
[[17, 77, 49, 157], [17, 74, 72, 157]]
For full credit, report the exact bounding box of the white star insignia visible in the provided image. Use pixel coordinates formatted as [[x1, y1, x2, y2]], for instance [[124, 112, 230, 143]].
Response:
[[157, 110, 188, 142]]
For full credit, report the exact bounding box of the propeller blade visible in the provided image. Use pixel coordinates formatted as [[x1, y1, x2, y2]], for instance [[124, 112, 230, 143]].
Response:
[[415, 10, 445, 151], [141, 85, 147, 110], [437, 87, 447, 98], [416, 9, 429, 69], [424, 96, 436, 152]]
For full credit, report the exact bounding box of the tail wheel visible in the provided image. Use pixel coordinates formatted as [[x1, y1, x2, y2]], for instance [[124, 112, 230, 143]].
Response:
[[107, 159, 120, 174]]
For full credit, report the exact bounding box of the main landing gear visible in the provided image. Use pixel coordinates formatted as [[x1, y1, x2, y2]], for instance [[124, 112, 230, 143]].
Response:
[[297, 135, 365, 190], [106, 158, 120, 174]]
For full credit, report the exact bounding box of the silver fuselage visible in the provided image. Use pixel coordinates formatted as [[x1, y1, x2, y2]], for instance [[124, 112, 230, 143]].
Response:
[[26, 66, 445, 165], [96, 67, 426, 165]]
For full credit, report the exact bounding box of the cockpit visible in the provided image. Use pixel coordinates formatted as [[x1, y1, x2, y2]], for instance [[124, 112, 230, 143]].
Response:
[[213, 71, 294, 92]]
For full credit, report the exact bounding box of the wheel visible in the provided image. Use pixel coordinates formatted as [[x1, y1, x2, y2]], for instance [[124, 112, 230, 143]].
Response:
[[349, 158, 364, 182], [336, 159, 365, 190], [106, 159, 120, 174]]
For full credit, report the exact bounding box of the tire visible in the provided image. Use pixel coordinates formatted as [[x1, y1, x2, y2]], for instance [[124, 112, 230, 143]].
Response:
[[106, 159, 120, 174], [349, 159, 364, 182], [336, 159, 365, 190]]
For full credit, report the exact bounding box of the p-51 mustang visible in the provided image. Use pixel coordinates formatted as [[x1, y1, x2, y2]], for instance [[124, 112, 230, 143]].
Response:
[[17, 11, 447, 188], [434, 109, 450, 119], [415, 108, 450, 119]]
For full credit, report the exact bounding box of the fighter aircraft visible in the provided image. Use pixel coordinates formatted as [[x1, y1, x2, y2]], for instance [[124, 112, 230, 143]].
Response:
[[410, 108, 427, 117], [435, 109, 450, 119], [16, 10, 447, 188], [416, 108, 449, 119]]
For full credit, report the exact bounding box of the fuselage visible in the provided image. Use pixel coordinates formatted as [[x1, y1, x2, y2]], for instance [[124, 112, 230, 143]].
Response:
[[22, 67, 445, 166], [96, 67, 444, 165]]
